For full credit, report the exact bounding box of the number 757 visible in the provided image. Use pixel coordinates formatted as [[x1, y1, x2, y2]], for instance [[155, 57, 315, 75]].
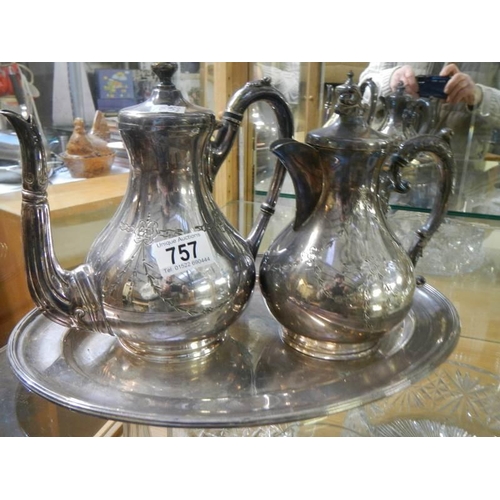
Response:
[[165, 241, 198, 264]]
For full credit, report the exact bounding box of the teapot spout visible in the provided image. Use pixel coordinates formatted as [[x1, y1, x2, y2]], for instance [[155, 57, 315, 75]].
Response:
[[1, 110, 50, 195], [0, 110, 109, 333], [270, 138, 323, 230]]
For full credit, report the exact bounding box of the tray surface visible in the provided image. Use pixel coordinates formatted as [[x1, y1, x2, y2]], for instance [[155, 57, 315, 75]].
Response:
[[7, 284, 460, 428]]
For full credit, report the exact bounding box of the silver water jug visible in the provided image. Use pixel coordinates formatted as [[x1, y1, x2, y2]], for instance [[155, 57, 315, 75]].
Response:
[[1, 62, 294, 361], [259, 74, 455, 360]]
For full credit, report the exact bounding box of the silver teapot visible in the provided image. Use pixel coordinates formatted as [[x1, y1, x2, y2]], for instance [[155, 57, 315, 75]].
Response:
[[1, 62, 294, 361], [259, 74, 455, 360]]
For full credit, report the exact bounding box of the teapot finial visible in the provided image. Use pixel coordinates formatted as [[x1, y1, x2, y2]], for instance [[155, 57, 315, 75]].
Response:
[[151, 62, 178, 86], [334, 72, 363, 116]]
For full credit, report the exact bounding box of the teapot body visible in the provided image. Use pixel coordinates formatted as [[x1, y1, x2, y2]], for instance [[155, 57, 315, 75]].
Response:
[[87, 116, 255, 360]]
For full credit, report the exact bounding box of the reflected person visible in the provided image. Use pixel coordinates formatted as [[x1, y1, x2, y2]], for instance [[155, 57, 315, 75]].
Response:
[[359, 62, 500, 213]]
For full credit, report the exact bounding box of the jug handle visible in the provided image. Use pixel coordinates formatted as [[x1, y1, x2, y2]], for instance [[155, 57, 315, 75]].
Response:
[[210, 78, 294, 257], [388, 128, 455, 267]]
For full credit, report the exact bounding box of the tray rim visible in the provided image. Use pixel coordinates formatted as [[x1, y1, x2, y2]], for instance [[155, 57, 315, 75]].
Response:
[[7, 283, 461, 428]]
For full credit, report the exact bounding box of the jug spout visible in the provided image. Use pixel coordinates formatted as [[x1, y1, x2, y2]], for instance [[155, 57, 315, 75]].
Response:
[[0, 110, 109, 333], [270, 138, 323, 230]]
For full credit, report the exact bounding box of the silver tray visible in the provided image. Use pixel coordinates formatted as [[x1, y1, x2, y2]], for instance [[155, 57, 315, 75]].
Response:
[[7, 284, 460, 428]]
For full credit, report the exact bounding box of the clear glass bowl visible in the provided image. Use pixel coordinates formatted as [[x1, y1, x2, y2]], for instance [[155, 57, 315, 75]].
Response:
[[122, 420, 362, 437], [340, 360, 500, 437], [387, 211, 492, 276]]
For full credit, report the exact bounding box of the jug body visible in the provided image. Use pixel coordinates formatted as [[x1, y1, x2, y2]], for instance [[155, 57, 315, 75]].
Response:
[[260, 147, 415, 360]]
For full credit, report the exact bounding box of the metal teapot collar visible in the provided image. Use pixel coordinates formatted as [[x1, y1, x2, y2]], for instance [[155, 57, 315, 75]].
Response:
[[118, 62, 214, 129]]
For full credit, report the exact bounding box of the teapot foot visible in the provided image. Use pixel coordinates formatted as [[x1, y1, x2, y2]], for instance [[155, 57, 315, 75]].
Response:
[[117, 332, 226, 363], [280, 328, 379, 361]]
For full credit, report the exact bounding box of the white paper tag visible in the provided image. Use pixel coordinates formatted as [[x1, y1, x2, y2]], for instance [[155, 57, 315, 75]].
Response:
[[151, 230, 216, 278], [149, 104, 186, 114]]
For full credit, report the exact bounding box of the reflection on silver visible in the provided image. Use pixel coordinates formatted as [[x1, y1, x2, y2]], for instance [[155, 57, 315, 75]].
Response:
[[0, 62, 294, 361], [375, 83, 453, 210], [7, 283, 459, 428], [260, 73, 455, 360]]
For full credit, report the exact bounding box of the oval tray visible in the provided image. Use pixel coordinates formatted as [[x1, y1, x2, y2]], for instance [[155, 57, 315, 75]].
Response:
[[7, 284, 460, 428]]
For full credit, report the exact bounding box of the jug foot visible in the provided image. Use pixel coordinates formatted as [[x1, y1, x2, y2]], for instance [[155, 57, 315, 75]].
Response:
[[117, 332, 227, 363], [280, 328, 379, 361]]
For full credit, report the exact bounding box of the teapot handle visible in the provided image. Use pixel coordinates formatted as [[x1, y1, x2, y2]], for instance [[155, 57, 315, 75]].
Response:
[[210, 78, 294, 257], [388, 129, 455, 266]]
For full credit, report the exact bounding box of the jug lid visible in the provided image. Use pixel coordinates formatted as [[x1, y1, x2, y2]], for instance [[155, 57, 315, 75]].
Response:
[[118, 62, 214, 129], [307, 72, 390, 152]]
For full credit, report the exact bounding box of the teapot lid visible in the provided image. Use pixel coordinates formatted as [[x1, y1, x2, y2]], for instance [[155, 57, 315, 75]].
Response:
[[118, 62, 214, 129], [306, 72, 390, 152]]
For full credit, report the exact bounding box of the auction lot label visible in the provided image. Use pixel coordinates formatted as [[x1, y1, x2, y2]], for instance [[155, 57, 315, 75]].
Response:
[[152, 231, 216, 278]]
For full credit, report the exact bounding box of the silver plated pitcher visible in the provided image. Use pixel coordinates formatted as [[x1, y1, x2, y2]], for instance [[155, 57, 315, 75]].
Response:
[[259, 74, 455, 360], [1, 62, 294, 361]]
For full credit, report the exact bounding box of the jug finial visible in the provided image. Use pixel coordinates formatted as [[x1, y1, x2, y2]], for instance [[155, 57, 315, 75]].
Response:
[[151, 62, 178, 86], [334, 72, 363, 117]]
